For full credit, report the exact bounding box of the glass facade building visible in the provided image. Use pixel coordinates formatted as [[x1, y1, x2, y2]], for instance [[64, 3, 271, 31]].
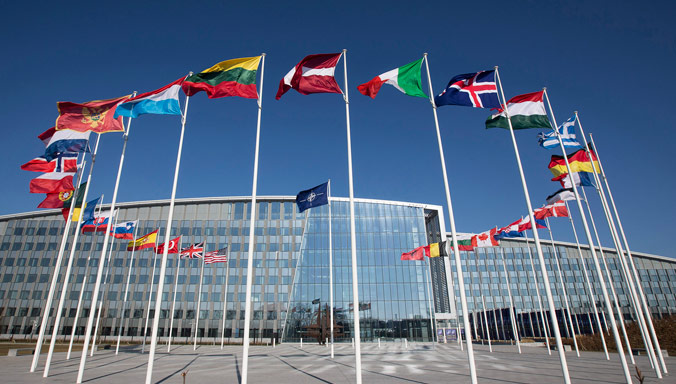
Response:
[[0, 195, 673, 344]]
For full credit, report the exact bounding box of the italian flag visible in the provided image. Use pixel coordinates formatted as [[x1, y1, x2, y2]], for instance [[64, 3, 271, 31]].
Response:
[[485, 90, 552, 129], [357, 58, 426, 99]]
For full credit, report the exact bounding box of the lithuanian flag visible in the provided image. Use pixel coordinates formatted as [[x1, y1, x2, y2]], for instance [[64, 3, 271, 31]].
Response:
[[182, 56, 261, 99]]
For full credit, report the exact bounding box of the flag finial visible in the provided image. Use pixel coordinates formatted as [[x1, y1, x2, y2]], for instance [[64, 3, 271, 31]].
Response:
[[261, 53, 266, 57], [543, 87, 547, 91], [494, 65, 498, 69], [423, 52, 428, 56], [342, 48, 347, 53]]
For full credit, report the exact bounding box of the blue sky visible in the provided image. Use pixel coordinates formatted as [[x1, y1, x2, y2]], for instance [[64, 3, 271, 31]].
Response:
[[1, 1, 674, 256]]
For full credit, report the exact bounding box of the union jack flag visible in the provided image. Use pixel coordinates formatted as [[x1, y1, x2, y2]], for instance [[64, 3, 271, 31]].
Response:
[[434, 70, 501, 109], [180, 242, 204, 259]]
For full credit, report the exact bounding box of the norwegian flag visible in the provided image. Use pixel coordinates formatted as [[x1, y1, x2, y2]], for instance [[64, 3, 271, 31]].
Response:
[[180, 242, 204, 259], [204, 246, 228, 264]]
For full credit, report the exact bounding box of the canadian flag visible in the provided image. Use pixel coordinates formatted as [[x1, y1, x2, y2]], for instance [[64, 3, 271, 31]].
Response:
[[471, 228, 499, 248], [276, 53, 343, 99]]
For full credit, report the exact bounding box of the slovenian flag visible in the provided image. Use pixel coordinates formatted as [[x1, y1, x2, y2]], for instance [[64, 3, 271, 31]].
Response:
[[110, 220, 137, 239], [39, 127, 91, 161], [115, 78, 183, 118]]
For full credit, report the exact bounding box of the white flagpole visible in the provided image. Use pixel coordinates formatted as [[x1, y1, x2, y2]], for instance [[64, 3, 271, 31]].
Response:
[[586, 128, 666, 374], [241, 54, 265, 384], [117, 223, 138, 355], [422, 53, 477, 384], [168, 238, 183, 352], [544, 218, 580, 357], [543, 91, 631, 383], [340, 49, 363, 384], [142, 234, 161, 354], [193, 254, 206, 350], [67, 196, 104, 360], [564, 191, 609, 357], [523, 236, 551, 354], [31, 157, 86, 371], [499, 249, 521, 353], [425, 255, 437, 346], [494, 70, 569, 383], [143, 84, 192, 384], [76, 103, 137, 383], [220, 251, 230, 349], [44, 134, 102, 377], [328, 180, 334, 358], [281, 210, 310, 342], [480, 295, 492, 352], [90, 211, 118, 356], [580, 131, 661, 373], [579, 187, 634, 364]]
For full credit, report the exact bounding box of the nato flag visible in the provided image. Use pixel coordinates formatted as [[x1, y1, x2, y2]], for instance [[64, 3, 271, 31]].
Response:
[[296, 182, 329, 213], [434, 70, 501, 109]]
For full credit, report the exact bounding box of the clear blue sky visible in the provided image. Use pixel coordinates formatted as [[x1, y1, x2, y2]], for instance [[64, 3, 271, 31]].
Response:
[[1, 1, 674, 256]]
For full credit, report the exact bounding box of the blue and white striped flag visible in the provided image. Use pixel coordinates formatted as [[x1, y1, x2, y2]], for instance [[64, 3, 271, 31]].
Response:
[[537, 116, 583, 150]]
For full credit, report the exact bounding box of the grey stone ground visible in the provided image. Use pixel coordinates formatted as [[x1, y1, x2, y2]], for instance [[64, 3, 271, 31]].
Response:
[[5, 341, 675, 383]]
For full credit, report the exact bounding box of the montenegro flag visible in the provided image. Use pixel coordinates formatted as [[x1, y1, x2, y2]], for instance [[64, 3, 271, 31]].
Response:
[[127, 229, 158, 251]]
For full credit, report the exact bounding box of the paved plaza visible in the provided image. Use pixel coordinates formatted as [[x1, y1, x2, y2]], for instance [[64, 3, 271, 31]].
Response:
[[4, 342, 674, 383]]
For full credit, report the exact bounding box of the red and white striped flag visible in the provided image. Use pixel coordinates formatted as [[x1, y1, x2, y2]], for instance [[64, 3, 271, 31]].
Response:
[[204, 246, 228, 264], [275, 53, 343, 99]]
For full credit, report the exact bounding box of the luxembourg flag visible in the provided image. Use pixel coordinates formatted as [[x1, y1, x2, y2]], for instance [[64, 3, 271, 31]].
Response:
[[114, 78, 183, 118]]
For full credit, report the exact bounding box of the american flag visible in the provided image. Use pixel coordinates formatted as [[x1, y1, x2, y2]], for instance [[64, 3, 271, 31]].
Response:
[[204, 246, 228, 264], [180, 242, 204, 259]]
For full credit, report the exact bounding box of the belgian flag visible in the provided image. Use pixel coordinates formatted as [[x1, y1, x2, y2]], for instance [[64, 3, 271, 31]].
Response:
[[427, 240, 450, 258]]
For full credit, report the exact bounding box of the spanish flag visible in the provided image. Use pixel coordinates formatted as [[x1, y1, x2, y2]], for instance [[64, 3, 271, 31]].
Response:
[[548, 149, 600, 178], [127, 229, 158, 251]]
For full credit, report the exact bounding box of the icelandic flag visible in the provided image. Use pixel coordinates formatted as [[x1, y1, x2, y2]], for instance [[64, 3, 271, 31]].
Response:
[[21, 153, 78, 173], [538, 116, 583, 150], [110, 220, 137, 239], [296, 182, 329, 213], [434, 70, 501, 109], [39, 127, 91, 161], [114, 78, 183, 118]]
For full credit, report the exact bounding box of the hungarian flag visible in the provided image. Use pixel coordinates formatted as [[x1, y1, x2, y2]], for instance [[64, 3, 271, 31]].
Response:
[[401, 246, 425, 261], [39, 127, 90, 161], [29, 172, 75, 193], [127, 229, 158, 251], [471, 228, 499, 248], [21, 153, 78, 173], [533, 201, 569, 220], [434, 70, 500, 108], [548, 149, 600, 178], [116, 77, 183, 117], [276, 53, 343, 99], [182, 56, 261, 99], [546, 188, 575, 205], [485, 90, 552, 130], [155, 236, 181, 254], [357, 58, 426, 99], [38, 189, 75, 209], [56, 95, 130, 133]]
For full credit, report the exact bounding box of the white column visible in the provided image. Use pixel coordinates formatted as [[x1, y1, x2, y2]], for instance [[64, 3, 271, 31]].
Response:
[[481, 295, 492, 353], [220, 257, 230, 349], [142, 240, 160, 354], [423, 53, 477, 384], [91, 215, 118, 356], [544, 90, 631, 383], [524, 237, 551, 354], [116, 224, 138, 355], [241, 54, 265, 384], [167, 239, 183, 352], [328, 181, 334, 359], [142, 89, 192, 384], [499, 249, 521, 353]]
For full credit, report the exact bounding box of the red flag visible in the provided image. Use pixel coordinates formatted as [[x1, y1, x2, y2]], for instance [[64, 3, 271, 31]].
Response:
[[56, 95, 130, 133], [401, 246, 425, 261], [38, 190, 75, 209], [276, 53, 343, 99], [533, 201, 569, 220], [29, 172, 74, 193], [155, 236, 181, 254]]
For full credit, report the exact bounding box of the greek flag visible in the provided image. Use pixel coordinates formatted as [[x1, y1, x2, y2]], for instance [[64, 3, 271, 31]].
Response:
[[537, 116, 583, 150]]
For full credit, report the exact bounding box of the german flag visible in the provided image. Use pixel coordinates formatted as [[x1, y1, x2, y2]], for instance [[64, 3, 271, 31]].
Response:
[[549, 149, 600, 178]]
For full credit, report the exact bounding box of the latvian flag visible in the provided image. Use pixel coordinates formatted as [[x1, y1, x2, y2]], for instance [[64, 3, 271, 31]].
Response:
[[276, 53, 343, 99]]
